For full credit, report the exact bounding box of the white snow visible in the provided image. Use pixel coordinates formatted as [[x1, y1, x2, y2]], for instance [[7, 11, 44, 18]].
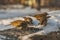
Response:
[[0, 25, 14, 31], [0, 7, 37, 19], [0, 35, 7, 40]]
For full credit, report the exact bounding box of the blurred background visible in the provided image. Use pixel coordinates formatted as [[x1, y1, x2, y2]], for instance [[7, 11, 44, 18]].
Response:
[[0, 0, 60, 10]]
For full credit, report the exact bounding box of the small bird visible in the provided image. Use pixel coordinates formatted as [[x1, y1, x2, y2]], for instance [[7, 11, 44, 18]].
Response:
[[34, 12, 50, 26], [10, 20, 28, 30]]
